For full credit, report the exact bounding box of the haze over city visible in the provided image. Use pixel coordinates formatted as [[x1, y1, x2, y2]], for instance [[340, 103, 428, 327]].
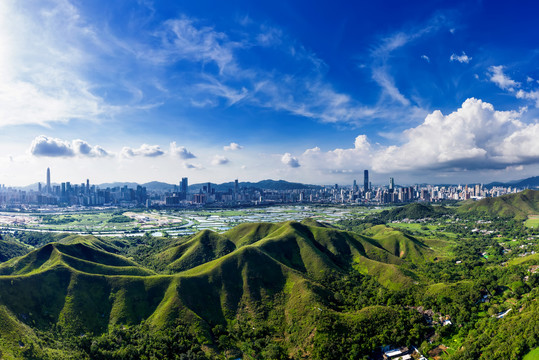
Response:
[[1, 0, 538, 186]]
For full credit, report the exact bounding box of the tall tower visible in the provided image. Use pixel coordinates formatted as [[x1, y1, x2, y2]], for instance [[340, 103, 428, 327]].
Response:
[[46, 168, 51, 193], [180, 177, 188, 199], [389, 177, 394, 193], [363, 170, 369, 192]]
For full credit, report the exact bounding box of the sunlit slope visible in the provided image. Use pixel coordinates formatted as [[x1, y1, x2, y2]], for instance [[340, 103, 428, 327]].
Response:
[[158, 229, 237, 272], [160, 221, 431, 288], [458, 189, 539, 220], [0, 221, 434, 345], [0, 241, 154, 277], [361, 225, 434, 263]]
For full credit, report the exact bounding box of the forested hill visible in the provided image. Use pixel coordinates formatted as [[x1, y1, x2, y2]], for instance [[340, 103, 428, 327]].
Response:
[[458, 189, 539, 220], [378, 203, 453, 221]]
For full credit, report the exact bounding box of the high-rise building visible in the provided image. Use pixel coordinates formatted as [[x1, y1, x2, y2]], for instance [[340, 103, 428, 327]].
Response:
[[389, 177, 394, 192], [180, 177, 188, 199], [363, 170, 369, 192], [353, 180, 358, 192], [46, 168, 51, 193], [234, 179, 239, 199]]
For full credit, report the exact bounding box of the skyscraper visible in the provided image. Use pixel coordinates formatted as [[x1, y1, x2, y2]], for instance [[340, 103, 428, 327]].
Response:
[[180, 177, 188, 199], [46, 168, 51, 193], [389, 177, 395, 193], [353, 180, 358, 192], [363, 170, 369, 192]]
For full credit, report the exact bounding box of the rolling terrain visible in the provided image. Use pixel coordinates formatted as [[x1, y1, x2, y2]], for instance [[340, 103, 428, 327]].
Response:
[[0, 220, 434, 359], [458, 189, 539, 220]]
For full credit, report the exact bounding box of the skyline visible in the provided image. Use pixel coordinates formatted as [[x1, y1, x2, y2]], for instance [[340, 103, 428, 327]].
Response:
[[1, 1, 539, 186]]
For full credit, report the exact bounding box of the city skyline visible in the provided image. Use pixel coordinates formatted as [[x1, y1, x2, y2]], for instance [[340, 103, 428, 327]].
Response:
[[1, 166, 526, 209], [0, 1, 539, 186]]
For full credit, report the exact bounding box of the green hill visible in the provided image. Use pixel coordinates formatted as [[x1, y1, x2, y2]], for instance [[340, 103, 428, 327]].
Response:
[[0, 238, 30, 262], [458, 189, 539, 220], [378, 202, 453, 221], [0, 222, 435, 358]]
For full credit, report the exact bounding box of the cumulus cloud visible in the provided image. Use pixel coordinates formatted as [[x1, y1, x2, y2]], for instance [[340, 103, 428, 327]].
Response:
[[372, 98, 532, 172], [281, 153, 300, 168], [296, 98, 539, 175], [121, 144, 164, 158], [211, 155, 229, 165], [170, 142, 196, 159], [450, 52, 472, 63], [223, 142, 243, 151], [301, 135, 371, 173], [29, 135, 109, 157], [488, 65, 520, 91], [72, 139, 109, 157]]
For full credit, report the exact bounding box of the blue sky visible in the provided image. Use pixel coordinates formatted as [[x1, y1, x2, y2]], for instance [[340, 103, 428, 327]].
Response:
[[1, 0, 539, 186]]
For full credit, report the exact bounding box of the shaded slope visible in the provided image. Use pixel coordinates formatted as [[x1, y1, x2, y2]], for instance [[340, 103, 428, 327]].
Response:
[[362, 225, 433, 263], [157, 230, 236, 272], [0, 238, 30, 263]]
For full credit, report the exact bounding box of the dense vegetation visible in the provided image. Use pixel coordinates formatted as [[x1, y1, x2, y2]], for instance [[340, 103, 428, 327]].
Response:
[[0, 189, 538, 359]]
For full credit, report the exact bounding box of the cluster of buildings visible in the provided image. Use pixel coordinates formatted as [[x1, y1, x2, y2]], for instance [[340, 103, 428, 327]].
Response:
[[0, 168, 530, 210]]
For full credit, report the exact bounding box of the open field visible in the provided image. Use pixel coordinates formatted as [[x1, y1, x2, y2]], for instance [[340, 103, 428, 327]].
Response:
[[525, 215, 539, 228], [524, 348, 539, 360], [0, 205, 379, 236]]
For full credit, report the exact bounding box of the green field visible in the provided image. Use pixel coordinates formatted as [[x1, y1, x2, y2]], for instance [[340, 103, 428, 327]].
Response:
[[524, 348, 539, 360], [525, 215, 539, 228]]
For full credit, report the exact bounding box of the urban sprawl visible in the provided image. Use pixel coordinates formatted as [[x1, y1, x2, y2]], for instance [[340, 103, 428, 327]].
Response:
[[0, 168, 528, 210]]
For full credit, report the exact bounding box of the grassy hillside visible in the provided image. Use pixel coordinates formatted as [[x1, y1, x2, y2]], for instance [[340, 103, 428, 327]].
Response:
[[377, 203, 453, 221], [0, 221, 438, 358], [458, 189, 539, 220], [0, 237, 30, 262]]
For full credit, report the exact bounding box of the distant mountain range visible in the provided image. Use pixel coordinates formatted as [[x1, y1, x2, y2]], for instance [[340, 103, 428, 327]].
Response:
[[484, 176, 539, 189], [15, 179, 322, 192], [12, 176, 538, 192]]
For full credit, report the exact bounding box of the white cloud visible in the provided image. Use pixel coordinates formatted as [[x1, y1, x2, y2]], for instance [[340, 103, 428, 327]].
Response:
[[224, 142, 243, 151], [0, 1, 110, 128], [488, 65, 520, 91], [295, 98, 539, 175], [155, 17, 240, 74], [170, 142, 196, 159], [72, 139, 109, 157], [29, 135, 109, 157], [371, 68, 410, 106], [121, 144, 164, 158], [211, 155, 229, 165], [449, 52, 472, 63], [183, 162, 204, 170], [516, 89, 539, 107], [421, 55, 430, 62], [281, 153, 300, 168]]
